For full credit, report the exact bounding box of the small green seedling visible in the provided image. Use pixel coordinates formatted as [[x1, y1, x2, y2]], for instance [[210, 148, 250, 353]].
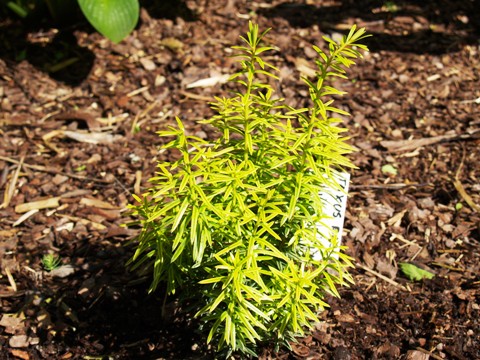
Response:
[[128, 22, 369, 356], [384, 1, 399, 13], [42, 254, 62, 271], [399, 262, 435, 281], [381, 164, 398, 176], [74, 165, 86, 172]]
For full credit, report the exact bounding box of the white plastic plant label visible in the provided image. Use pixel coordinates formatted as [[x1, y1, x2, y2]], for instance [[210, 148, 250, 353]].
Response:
[[313, 172, 350, 261]]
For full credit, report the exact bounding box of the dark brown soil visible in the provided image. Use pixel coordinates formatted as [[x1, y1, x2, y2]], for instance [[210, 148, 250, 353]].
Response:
[[1, 1, 479, 359]]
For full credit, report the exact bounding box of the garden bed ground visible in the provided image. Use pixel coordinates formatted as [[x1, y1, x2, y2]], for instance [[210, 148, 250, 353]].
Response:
[[0, 0, 479, 359]]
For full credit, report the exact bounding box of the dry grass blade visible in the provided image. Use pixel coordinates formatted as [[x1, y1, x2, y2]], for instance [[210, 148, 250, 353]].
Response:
[[5, 267, 17, 292], [13, 209, 39, 227], [179, 90, 214, 102], [453, 148, 480, 212], [0, 155, 24, 209], [453, 180, 480, 212], [127, 86, 150, 97], [357, 263, 407, 291], [131, 100, 159, 133]]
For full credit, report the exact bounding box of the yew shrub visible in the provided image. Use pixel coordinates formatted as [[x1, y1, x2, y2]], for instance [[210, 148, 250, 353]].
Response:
[[127, 22, 369, 356]]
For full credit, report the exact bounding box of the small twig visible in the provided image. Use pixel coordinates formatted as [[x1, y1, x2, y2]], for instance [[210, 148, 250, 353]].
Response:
[[410, 246, 424, 262], [381, 129, 480, 153], [131, 99, 159, 133], [0, 290, 26, 298], [0, 155, 111, 184], [121, 338, 151, 348], [114, 176, 132, 196], [356, 263, 407, 291], [350, 183, 433, 190], [364, 278, 377, 293], [459, 97, 480, 104], [430, 262, 465, 272], [127, 85, 150, 97], [390, 233, 421, 249], [415, 347, 444, 360]]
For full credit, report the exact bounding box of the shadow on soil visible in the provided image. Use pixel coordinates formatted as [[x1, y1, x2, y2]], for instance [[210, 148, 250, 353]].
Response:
[[0, 0, 196, 86], [0, 1, 93, 87], [259, 0, 480, 54], [13, 236, 210, 359], [142, 0, 197, 21]]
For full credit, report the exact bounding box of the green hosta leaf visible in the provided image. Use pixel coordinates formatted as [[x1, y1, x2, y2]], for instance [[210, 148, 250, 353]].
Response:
[[78, 0, 139, 43], [399, 263, 435, 281]]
